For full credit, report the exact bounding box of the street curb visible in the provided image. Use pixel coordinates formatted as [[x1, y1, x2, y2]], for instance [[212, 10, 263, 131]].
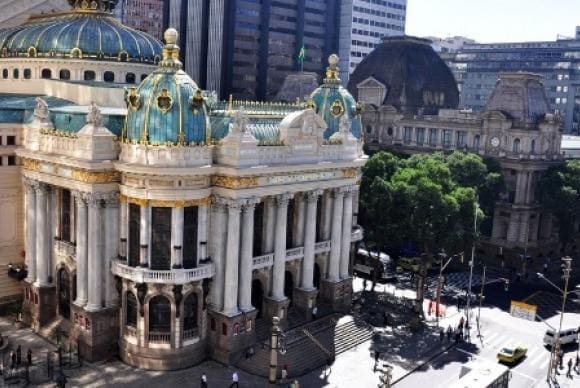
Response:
[[391, 343, 457, 386]]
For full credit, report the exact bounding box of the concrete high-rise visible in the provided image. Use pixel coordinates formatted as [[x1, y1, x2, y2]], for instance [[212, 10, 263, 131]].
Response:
[[163, 0, 340, 101], [338, 0, 407, 83], [114, 0, 164, 41], [0, 0, 69, 28]]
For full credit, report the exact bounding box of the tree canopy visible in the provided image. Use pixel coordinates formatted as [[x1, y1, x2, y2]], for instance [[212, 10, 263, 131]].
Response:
[[538, 160, 580, 250], [359, 151, 505, 256]]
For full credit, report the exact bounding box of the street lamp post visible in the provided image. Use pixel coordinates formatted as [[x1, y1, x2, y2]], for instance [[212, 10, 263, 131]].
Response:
[[465, 197, 479, 342], [268, 316, 284, 386], [540, 256, 572, 383]]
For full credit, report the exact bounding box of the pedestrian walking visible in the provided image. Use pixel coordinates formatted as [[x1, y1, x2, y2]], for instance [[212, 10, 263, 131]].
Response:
[[454, 330, 461, 344], [10, 351, 16, 369], [230, 371, 239, 388], [281, 365, 289, 384], [543, 262, 548, 274], [16, 345, 21, 367], [567, 358, 573, 378], [362, 278, 367, 291], [27, 349, 32, 366], [374, 350, 381, 371], [459, 316, 465, 328], [312, 306, 318, 321], [575, 352, 579, 374], [559, 349, 564, 370], [439, 328, 445, 342], [200, 373, 208, 388], [290, 379, 300, 388], [446, 325, 452, 342]]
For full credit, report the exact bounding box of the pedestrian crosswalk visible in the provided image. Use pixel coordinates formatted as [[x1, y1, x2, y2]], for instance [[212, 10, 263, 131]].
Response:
[[476, 327, 551, 369]]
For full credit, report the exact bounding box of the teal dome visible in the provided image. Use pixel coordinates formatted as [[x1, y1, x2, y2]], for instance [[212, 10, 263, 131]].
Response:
[[309, 55, 362, 139], [0, 1, 161, 63], [123, 29, 209, 145]]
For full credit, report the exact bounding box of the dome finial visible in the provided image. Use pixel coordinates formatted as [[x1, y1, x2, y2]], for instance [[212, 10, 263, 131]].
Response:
[[164, 28, 178, 45], [324, 54, 341, 84], [160, 28, 182, 70]]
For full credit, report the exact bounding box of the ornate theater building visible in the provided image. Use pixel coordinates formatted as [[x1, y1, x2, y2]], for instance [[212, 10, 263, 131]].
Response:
[[3, 0, 366, 370]]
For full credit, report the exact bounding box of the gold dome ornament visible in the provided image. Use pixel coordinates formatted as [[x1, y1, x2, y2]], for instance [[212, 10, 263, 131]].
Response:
[[330, 100, 345, 117], [157, 89, 173, 113], [325, 54, 341, 84]]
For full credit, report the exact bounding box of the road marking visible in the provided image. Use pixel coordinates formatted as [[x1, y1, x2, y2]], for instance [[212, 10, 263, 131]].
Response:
[[456, 348, 538, 384]]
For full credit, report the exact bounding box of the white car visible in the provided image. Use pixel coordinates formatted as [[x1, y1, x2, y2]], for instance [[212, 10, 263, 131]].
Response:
[[543, 327, 579, 347]]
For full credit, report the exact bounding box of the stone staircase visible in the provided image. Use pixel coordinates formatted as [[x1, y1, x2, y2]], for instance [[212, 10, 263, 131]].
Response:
[[236, 315, 374, 378], [38, 316, 72, 346]]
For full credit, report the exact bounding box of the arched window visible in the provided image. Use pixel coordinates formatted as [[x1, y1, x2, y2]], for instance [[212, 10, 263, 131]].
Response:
[[41, 69, 52, 79], [141, 73, 148, 81], [473, 135, 481, 149], [126, 292, 137, 328], [12, 69, 19, 79], [84, 70, 96, 81], [530, 139, 536, 154], [125, 72, 136, 84], [366, 125, 372, 134], [104, 71, 115, 83], [148, 295, 171, 342], [119, 51, 128, 62], [2, 69, 7, 79], [183, 293, 198, 339], [59, 69, 70, 80], [512, 138, 521, 153], [23, 69, 31, 79], [58, 268, 71, 319]]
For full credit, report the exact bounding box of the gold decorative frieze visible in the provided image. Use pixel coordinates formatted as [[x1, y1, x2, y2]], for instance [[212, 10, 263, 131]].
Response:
[[342, 168, 359, 178], [71, 170, 120, 183], [120, 194, 211, 208], [22, 158, 41, 172], [212, 175, 259, 189]]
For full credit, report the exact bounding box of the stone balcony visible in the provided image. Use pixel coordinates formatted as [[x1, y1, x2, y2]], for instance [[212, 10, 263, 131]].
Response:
[[111, 260, 215, 285], [251, 241, 333, 269]]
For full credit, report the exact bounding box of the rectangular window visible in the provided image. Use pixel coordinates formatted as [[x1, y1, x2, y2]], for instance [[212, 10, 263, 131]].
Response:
[[253, 202, 264, 257], [286, 197, 295, 249], [183, 206, 198, 269], [416, 128, 425, 145], [442, 130, 452, 147], [403, 127, 413, 143], [7, 156, 16, 166], [6, 136, 15, 145], [128, 204, 141, 267], [151, 207, 171, 270], [0, 136, 2, 145], [61, 189, 71, 242], [456, 131, 466, 148], [429, 128, 438, 146]]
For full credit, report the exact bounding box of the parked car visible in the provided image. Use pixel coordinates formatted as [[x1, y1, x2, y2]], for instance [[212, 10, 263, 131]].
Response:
[[497, 345, 527, 365]]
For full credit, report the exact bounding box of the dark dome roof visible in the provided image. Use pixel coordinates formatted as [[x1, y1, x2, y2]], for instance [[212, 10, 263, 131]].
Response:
[[0, 3, 161, 64], [347, 36, 459, 114]]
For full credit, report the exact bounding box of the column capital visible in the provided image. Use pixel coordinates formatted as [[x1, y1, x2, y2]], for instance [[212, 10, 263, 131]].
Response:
[[274, 193, 293, 207], [241, 197, 260, 211], [34, 181, 50, 194], [23, 177, 39, 191], [72, 190, 89, 206], [331, 187, 345, 198], [305, 189, 323, 203], [86, 192, 104, 207]]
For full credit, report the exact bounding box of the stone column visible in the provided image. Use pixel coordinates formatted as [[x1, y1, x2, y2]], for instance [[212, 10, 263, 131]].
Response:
[[24, 179, 37, 283], [340, 188, 354, 280], [171, 206, 184, 268], [140, 203, 150, 267], [491, 209, 503, 240], [104, 195, 119, 307], [264, 197, 275, 253], [271, 194, 291, 300], [86, 194, 103, 311], [239, 199, 257, 312], [223, 200, 242, 316], [52, 188, 60, 241], [119, 198, 128, 259], [515, 171, 528, 205], [74, 192, 88, 306], [210, 198, 227, 310], [198, 204, 209, 262], [321, 191, 332, 241], [35, 183, 50, 286], [328, 189, 344, 282], [301, 190, 320, 290]]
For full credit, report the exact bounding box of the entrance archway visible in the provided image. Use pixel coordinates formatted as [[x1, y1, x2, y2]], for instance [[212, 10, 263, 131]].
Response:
[[58, 268, 71, 319], [251, 279, 264, 318], [314, 263, 321, 289], [284, 271, 294, 307]]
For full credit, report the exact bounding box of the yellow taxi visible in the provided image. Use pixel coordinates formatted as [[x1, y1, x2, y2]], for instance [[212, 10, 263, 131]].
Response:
[[497, 345, 527, 365]]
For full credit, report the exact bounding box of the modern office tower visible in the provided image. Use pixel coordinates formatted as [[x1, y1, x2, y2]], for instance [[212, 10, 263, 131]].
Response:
[[428, 36, 476, 54], [0, 0, 69, 28], [338, 0, 407, 83], [450, 35, 580, 134], [163, 0, 341, 101], [114, 0, 164, 41]]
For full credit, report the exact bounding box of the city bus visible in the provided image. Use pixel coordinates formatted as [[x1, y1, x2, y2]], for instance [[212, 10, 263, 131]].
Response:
[[448, 360, 511, 388], [353, 248, 397, 282]]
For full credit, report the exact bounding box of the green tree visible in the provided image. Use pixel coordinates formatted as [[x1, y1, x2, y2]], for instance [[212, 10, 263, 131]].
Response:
[[539, 160, 580, 251], [359, 151, 504, 317]]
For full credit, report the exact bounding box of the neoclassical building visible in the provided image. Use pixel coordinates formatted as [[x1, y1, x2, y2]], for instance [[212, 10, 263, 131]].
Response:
[[8, 1, 366, 370], [349, 36, 563, 263]]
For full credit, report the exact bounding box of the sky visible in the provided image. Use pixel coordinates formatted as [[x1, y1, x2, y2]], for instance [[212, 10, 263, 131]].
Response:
[[406, 0, 580, 43]]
